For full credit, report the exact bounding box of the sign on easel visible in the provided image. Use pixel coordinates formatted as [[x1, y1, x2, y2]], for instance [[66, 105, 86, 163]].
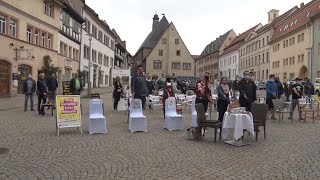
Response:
[[56, 95, 82, 135]]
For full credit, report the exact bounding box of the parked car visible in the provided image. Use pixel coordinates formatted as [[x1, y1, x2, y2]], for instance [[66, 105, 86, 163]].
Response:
[[255, 81, 266, 90], [155, 76, 200, 92]]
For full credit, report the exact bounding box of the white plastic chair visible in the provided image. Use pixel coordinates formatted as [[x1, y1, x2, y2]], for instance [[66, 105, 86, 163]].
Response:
[[164, 97, 183, 131], [129, 99, 147, 132], [164, 97, 184, 131], [89, 99, 107, 134]]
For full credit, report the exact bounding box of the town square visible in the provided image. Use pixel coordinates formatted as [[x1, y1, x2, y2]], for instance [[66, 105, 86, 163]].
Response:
[[1, 0, 320, 179]]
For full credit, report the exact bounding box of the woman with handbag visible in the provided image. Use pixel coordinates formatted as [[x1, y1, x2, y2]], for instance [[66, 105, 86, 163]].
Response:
[[217, 77, 230, 122], [113, 76, 123, 111]]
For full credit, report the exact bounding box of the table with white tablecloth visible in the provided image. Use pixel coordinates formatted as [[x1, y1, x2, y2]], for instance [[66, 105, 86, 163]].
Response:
[[222, 112, 254, 146]]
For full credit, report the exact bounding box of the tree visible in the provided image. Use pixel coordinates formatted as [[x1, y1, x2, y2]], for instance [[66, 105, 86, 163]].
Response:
[[41, 55, 60, 81]]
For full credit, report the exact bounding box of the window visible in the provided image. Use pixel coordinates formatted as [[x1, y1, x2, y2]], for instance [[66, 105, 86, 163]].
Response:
[[159, 50, 163, 56], [92, 25, 97, 38], [262, 53, 265, 63], [33, 30, 39, 45], [262, 38, 265, 46], [293, 56, 295, 64], [172, 62, 181, 69], [110, 57, 114, 67], [153, 61, 162, 69], [298, 35, 301, 42], [48, 34, 52, 49], [41, 32, 46, 47], [298, 55, 301, 63], [175, 38, 179, 45], [43, 1, 53, 18], [301, 54, 304, 62], [98, 31, 103, 42], [63, 44, 67, 56], [98, 52, 102, 65], [9, 19, 16, 38], [92, 50, 97, 62], [301, 33, 304, 42], [105, 75, 108, 85], [27, 27, 32, 43], [183, 63, 191, 70], [84, 45, 90, 59], [162, 38, 167, 44], [85, 18, 91, 33], [286, 58, 288, 65], [0, 15, 5, 34], [266, 52, 269, 62], [111, 40, 115, 50], [267, 36, 269, 43], [286, 40, 288, 47], [176, 50, 181, 56], [104, 55, 109, 66]]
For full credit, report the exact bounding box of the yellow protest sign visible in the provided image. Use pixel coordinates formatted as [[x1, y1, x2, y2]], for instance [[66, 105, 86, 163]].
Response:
[[312, 95, 320, 104], [56, 95, 82, 130]]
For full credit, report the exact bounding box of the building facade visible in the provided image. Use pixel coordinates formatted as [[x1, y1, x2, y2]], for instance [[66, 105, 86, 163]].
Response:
[[80, 5, 116, 88], [220, 24, 262, 80], [58, 0, 85, 82], [112, 29, 131, 70], [132, 14, 195, 77], [269, 1, 318, 82], [239, 8, 298, 82], [196, 30, 236, 80], [0, 0, 63, 97]]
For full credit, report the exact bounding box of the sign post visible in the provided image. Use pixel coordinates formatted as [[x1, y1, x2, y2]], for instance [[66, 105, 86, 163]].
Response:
[[56, 95, 82, 136]]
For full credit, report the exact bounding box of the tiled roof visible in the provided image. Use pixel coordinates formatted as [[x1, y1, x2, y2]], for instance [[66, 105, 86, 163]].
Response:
[[270, 0, 319, 43], [257, 6, 299, 34], [136, 16, 170, 52], [199, 30, 233, 58], [192, 55, 200, 60], [221, 24, 261, 56]]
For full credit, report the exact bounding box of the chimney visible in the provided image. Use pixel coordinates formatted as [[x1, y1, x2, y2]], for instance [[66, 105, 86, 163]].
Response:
[[300, 2, 304, 8], [152, 13, 159, 30], [268, 9, 280, 24]]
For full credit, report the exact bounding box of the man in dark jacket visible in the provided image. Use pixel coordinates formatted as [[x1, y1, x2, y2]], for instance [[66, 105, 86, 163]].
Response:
[[47, 73, 58, 108], [23, 74, 36, 111], [70, 73, 82, 95], [131, 65, 148, 109], [37, 73, 47, 115], [275, 77, 283, 99], [239, 70, 257, 112]]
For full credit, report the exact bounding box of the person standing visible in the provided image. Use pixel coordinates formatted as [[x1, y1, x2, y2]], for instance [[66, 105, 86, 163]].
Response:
[[304, 79, 315, 98], [37, 73, 47, 115], [195, 72, 212, 113], [70, 73, 82, 95], [286, 79, 291, 101], [131, 65, 148, 109], [113, 76, 123, 111], [275, 77, 283, 99], [288, 78, 304, 120], [47, 73, 58, 108], [239, 70, 257, 112], [146, 75, 155, 109], [266, 75, 278, 120], [23, 74, 36, 112], [217, 77, 230, 122], [171, 76, 179, 94]]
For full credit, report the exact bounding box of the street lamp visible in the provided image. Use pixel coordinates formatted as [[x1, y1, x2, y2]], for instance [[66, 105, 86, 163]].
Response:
[[87, 33, 93, 97]]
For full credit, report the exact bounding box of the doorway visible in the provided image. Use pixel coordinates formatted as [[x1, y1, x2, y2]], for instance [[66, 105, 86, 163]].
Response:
[[0, 60, 10, 96]]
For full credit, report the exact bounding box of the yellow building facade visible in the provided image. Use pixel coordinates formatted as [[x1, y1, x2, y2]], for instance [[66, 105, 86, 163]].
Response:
[[0, 0, 63, 96]]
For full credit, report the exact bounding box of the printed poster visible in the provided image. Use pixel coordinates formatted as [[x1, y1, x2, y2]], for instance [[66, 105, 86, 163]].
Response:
[[56, 95, 82, 128]]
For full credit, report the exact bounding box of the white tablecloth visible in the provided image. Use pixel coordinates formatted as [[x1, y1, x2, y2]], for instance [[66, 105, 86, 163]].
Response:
[[222, 112, 254, 140]]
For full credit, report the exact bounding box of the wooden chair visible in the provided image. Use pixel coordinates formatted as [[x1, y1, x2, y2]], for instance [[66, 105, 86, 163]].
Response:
[[298, 97, 317, 123], [251, 103, 268, 141], [194, 103, 222, 142], [272, 99, 291, 123]]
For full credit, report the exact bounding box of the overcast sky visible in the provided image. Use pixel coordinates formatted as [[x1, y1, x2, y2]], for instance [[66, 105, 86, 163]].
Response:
[[86, 0, 310, 55]]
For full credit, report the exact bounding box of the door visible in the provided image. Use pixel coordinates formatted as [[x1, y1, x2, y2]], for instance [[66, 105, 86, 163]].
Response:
[[17, 64, 32, 94], [0, 60, 10, 95]]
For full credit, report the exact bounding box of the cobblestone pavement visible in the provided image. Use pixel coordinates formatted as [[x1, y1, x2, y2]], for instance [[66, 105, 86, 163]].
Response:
[[0, 91, 320, 179]]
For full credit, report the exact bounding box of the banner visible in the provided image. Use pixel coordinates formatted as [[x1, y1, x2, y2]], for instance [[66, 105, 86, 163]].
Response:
[[56, 95, 82, 129], [312, 95, 320, 104]]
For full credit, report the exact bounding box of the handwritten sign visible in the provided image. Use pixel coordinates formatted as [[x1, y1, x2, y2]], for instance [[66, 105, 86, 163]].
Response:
[[56, 95, 81, 129], [62, 81, 71, 95]]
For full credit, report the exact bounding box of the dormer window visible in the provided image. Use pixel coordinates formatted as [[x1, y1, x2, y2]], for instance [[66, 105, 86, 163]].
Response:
[[307, 12, 310, 17], [291, 22, 294, 26], [294, 19, 297, 24]]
